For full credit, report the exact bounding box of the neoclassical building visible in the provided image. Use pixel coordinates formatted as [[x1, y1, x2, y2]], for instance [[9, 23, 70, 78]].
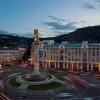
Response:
[[0, 46, 26, 69], [39, 41, 100, 72]]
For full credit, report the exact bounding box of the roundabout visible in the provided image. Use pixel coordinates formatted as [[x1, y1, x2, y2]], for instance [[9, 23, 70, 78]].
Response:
[[5, 29, 65, 91], [7, 73, 64, 91]]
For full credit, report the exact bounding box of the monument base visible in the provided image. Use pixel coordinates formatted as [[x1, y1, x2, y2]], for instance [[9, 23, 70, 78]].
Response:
[[31, 71, 41, 76]]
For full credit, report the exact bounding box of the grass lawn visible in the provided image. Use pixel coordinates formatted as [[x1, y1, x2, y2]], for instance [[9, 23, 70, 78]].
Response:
[[27, 82, 63, 90], [54, 74, 65, 81], [9, 77, 21, 87]]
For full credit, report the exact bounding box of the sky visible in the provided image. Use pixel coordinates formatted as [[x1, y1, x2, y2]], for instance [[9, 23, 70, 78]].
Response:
[[0, 0, 100, 37]]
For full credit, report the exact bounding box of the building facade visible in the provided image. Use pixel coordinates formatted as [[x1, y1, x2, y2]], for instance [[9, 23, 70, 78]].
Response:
[[0, 47, 26, 69], [39, 41, 100, 72]]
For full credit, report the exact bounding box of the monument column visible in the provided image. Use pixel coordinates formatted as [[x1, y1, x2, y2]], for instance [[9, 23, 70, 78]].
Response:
[[32, 29, 41, 75]]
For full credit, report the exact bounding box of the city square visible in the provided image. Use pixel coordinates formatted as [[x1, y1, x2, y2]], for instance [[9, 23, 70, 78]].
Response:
[[0, 0, 100, 100], [0, 29, 100, 100]]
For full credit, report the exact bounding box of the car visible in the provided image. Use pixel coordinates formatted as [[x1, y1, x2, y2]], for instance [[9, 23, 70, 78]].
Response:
[[55, 92, 73, 98]]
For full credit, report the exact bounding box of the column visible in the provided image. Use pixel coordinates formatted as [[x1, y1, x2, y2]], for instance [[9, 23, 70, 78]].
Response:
[[48, 62, 50, 68], [55, 62, 56, 69], [33, 46, 40, 74], [87, 63, 89, 71], [81, 48, 83, 71], [45, 62, 47, 70], [91, 63, 93, 71], [63, 48, 65, 61]]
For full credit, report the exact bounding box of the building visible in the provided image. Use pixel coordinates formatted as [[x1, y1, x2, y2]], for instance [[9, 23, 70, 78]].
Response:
[[0, 46, 26, 69], [39, 41, 100, 72]]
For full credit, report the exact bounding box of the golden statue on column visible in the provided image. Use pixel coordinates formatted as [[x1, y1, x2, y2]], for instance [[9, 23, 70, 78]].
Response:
[[31, 29, 41, 75]]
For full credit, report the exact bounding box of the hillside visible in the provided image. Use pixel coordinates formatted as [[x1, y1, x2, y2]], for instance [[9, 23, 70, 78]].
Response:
[[54, 25, 100, 43], [0, 25, 100, 46], [0, 34, 32, 47]]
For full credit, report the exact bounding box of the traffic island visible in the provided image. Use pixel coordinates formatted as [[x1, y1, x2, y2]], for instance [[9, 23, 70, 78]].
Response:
[[7, 74, 65, 91], [9, 77, 21, 88]]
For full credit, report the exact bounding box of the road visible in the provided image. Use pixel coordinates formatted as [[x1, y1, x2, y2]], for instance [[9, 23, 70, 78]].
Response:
[[67, 73, 100, 98], [0, 66, 100, 100], [0, 93, 11, 100]]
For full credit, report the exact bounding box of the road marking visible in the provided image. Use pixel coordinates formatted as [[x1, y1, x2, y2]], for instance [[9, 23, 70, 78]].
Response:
[[8, 73, 20, 77]]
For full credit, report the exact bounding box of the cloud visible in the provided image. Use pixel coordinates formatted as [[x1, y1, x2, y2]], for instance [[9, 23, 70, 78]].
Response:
[[44, 16, 86, 36], [83, 0, 100, 10], [83, 3, 96, 9], [44, 21, 77, 30], [80, 21, 86, 23], [94, 0, 100, 3], [48, 15, 65, 22], [45, 16, 86, 31]]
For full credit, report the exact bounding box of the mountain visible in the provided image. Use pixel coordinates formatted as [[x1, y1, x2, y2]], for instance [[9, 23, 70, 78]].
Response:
[[18, 32, 33, 38], [0, 30, 46, 38], [0, 33, 33, 47], [54, 25, 100, 43], [0, 25, 100, 46]]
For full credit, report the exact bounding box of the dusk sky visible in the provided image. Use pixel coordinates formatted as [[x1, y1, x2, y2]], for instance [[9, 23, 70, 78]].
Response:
[[0, 0, 100, 37]]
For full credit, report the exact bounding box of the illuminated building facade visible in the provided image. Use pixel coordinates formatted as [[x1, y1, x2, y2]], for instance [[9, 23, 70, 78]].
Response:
[[0, 47, 26, 68], [39, 41, 100, 72]]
